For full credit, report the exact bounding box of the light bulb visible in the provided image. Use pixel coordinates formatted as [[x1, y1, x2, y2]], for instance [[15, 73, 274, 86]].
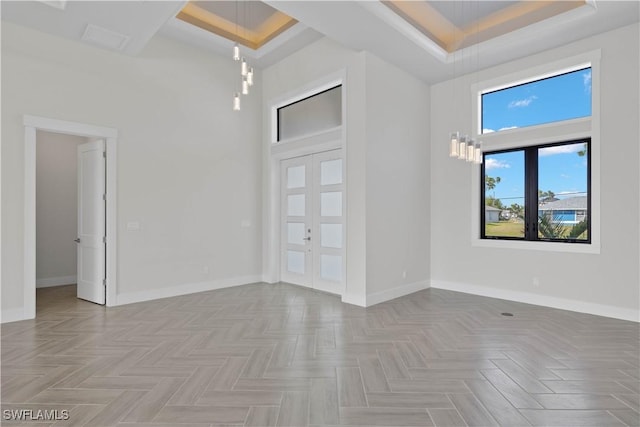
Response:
[[233, 44, 240, 61], [233, 93, 240, 111]]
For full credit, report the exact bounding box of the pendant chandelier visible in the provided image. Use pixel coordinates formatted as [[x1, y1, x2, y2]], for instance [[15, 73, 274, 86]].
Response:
[[449, 132, 482, 164], [448, 2, 482, 165], [232, 1, 254, 111]]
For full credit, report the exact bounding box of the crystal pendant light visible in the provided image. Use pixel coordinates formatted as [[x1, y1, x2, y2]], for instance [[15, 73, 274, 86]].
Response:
[[242, 77, 249, 95], [241, 58, 248, 76], [449, 132, 459, 157], [233, 44, 240, 61], [466, 139, 475, 162], [233, 93, 241, 111], [458, 135, 467, 160], [474, 141, 483, 164], [247, 67, 254, 86]]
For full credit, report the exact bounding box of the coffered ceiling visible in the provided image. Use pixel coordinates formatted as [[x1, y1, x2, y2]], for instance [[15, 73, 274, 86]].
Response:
[[176, 1, 297, 50], [382, 1, 587, 53], [2, 1, 638, 83]]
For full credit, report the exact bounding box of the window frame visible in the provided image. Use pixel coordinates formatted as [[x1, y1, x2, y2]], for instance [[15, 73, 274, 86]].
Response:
[[276, 85, 342, 142], [481, 138, 592, 244], [270, 77, 344, 145], [470, 50, 601, 254]]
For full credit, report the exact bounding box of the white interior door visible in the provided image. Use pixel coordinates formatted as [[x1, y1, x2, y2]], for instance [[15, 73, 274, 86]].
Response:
[[76, 139, 106, 304], [281, 155, 313, 287], [280, 149, 345, 294], [312, 150, 345, 295]]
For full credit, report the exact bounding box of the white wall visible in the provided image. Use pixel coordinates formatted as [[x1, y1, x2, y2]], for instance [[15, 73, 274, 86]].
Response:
[[2, 22, 263, 317], [364, 53, 430, 302], [430, 23, 639, 320], [262, 39, 431, 306], [36, 131, 88, 287]]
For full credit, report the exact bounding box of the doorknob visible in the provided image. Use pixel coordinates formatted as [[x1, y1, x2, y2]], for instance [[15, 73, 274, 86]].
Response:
[[74, 238, 81, 243], [302, 237, 311, 241]]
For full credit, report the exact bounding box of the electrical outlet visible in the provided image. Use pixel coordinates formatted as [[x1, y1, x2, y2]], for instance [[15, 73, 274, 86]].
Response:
[[533, 277, 540, 287], [402, 271, 407, 279]]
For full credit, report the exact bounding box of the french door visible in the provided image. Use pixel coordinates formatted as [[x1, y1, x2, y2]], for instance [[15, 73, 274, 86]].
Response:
[[280, 149, 345, 295]]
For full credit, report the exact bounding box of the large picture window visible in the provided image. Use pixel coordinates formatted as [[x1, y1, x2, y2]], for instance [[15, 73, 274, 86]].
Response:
[[482, 139, 590, 243]]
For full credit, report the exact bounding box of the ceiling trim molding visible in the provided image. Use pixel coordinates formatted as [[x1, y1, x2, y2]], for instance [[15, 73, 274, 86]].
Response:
[[361, 0, 599, 66]]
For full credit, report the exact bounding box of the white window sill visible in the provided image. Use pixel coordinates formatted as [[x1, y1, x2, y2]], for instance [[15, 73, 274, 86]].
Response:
[[472, 238, 600, 254]]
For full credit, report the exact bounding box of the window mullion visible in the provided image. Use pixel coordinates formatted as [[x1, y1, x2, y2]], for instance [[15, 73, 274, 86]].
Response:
[[524, 148, 538, 241]]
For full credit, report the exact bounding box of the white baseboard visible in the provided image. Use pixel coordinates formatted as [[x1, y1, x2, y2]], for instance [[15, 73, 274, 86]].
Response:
[[431, 280, 639, 323], [366, 280, 430, 306], [1, 308, 26, 323], [341, 293, 367, 307], [115, 275, 263, 306], [36, 275, 77, 288], [341, 280, 430, 308]]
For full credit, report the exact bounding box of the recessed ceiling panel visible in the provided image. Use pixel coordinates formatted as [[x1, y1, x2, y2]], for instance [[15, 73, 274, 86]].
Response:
[[177, 1, 298, 50], [383, 0, 587, 53], [429, 1, 519, 30]]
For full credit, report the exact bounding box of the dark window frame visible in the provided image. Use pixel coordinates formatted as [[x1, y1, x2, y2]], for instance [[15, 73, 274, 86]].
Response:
[[276, 84, 342, 142], [481, 138, 591, 244]]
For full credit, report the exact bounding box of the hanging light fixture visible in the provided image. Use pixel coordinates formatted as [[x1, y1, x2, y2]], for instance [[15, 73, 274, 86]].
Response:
[[458, 135, 467, 160], [467, 138, 476, 162], [474, 140, 483, 164], [449, 132, 459, 157], [447, 1, 482, 165], [241, 58, 248, 76], [242, 77, 249, 95], [231, 2, 257, 111], [247, 67, 254, 86]]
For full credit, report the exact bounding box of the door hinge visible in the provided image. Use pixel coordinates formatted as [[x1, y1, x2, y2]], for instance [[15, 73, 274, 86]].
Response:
[[102, 193, 106, 201], [103, 151, 106, 158], [103, 279, 106, 287], [103, 236, 106, 243]]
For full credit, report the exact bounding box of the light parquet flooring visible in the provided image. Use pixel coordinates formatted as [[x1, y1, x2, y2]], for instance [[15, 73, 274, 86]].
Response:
[[1, 283, 638, 426]]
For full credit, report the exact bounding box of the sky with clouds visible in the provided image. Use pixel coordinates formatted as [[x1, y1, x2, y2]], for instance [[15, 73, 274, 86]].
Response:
[[482, 68, 591, 205], [482, 68, 591, 133]]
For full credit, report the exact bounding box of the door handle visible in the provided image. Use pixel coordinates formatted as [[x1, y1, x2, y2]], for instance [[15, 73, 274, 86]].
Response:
[[302, 237, 311, 241], [74, 238, 81, 243]]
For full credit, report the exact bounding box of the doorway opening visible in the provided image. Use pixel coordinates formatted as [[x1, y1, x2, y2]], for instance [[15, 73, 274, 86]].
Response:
[[35, 131, 106, 313], [23, 115, 118, 320]]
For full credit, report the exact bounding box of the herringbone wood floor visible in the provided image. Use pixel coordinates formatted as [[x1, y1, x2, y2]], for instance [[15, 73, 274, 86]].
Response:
[[1, 283, 638, 426]]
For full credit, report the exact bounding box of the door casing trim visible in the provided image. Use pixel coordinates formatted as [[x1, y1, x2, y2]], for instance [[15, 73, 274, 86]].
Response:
[[22, 115, 118, 320]]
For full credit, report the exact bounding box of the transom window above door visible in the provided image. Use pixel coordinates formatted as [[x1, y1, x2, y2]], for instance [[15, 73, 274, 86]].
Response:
[[276, 85, 342, 142]]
